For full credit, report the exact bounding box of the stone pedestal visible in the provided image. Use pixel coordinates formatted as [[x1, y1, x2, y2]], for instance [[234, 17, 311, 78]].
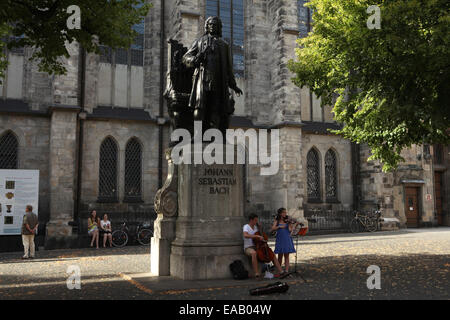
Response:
[[152, 145, 247, 280], [170, 159, 246, 280], [151, 149, 178, 276]]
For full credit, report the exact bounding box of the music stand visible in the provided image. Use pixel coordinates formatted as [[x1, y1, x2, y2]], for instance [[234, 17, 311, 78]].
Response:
[[286, 226, 308, 282]]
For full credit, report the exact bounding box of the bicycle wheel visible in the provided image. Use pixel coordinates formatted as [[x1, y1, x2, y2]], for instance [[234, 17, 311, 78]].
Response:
[[112, 230, 128, 247], [366, 219, 378, 232], [350, 218, 361, 233], [137, 228, 153, 245]]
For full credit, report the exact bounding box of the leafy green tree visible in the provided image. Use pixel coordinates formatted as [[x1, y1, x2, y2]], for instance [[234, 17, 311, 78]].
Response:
[[0, 24, 9, 81], [0, 0, 151, 76], [288, 0, 450, 170]]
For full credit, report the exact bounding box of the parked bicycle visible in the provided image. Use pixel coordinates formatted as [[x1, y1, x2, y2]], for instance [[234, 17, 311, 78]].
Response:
[[371, 209, 382, 231], [111, 221, 154, 247], [349, 211, 379, 233]]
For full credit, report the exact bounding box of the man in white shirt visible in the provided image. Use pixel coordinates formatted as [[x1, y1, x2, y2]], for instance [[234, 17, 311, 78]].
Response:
[[243, 213, 285, 278]]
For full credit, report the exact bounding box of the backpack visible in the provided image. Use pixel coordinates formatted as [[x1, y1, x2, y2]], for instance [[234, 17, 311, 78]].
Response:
[[229, 260, 249, 280]]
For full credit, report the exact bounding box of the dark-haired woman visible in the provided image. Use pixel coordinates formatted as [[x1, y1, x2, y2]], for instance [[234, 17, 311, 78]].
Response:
[[88, 210, 99, 249], [270, 208, 298, 273]]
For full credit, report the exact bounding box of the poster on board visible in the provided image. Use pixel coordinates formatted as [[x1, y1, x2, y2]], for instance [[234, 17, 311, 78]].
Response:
[[0, 170, 39, 235]]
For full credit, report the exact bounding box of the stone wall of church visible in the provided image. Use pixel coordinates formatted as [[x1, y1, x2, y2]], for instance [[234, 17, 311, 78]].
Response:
[[79, 120, 168, 214], [245, 127, 304, 219], [244, 0, 272, 122], [359, 143, 439, 227], [302, 133, 354, 211], [144, 0, 164, 118], [0, 115, 51, 222], [2, 0, 447, 252], [267, 0, 302, 125], [22, 49, 53, 112]]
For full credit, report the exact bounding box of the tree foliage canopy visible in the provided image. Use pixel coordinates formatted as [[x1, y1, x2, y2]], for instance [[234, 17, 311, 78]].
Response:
[[0, 0, 151, 78], [288, 0, 450, 170]]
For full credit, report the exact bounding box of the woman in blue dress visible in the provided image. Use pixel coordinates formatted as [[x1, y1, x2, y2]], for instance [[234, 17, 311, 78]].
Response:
[[271, 208, 299, 273]]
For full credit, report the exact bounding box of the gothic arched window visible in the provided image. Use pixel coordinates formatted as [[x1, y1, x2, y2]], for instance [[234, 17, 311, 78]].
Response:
[[124, 138, 142, 202], [98, 137, 118, 202], [325, 149, 338, 201], [0, 131, 18, 169], [307, 148, 321, 201]]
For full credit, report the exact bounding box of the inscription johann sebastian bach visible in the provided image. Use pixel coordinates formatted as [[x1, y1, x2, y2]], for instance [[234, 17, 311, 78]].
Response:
[[198, 167, 236, 194]]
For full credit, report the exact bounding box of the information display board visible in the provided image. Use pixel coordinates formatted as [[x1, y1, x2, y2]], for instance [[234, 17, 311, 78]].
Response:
[[0, 170, 39, 235]]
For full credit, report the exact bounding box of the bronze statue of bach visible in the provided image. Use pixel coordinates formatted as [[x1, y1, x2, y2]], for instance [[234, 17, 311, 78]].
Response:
[[182, 16, 243, 135]]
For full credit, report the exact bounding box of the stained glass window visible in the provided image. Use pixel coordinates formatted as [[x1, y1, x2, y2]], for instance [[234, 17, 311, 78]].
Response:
[[307, 148, 321, 201], [131, 19, 144, 66], [98, 137, 118, 202], [325, 149, 338, 201], [99, 9, 144, 66], [115, 48, 128, 65], [124, 138, 142, 201], [298, 0, 313, 38], [0, 131, 18, 169]]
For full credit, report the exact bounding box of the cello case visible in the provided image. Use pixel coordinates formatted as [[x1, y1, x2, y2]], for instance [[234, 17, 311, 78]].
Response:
[[249, 282, 289, 296]]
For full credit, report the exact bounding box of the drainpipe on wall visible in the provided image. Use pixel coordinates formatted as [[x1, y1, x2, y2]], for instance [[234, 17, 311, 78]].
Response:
[[74, 46, 86, 231], [158, 0, 166, 189], [351, 142, 360, 211]]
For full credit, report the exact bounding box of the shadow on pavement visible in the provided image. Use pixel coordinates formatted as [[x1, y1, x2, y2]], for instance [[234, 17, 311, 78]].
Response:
[[0, 253, 448, 299], [0, 245, 149, 264]]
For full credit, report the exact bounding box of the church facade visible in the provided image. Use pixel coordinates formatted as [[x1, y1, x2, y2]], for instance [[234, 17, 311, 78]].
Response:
[[0, 0, 448, 248]]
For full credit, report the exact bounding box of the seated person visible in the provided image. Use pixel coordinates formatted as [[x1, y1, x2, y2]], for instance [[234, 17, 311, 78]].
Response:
[[100, 214, 113, 248], [88, 210, 99, 249], [243, 213, 285, 279]]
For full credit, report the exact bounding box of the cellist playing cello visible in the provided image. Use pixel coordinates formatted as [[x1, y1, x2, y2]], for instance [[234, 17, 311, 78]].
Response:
[[243, 214, 286, 279]]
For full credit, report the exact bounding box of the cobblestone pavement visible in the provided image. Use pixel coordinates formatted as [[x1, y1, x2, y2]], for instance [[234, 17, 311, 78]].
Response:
[[0, 228, 448, 300]]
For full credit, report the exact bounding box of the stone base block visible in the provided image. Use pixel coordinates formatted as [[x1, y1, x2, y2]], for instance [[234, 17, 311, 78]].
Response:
[[380, 218, 400, 231], [151, 237, 172, 276], [44, 235, 79, 250], [150, 215, 176, 276], [170, 243, 248, 280], [46, 222, 72, 237]]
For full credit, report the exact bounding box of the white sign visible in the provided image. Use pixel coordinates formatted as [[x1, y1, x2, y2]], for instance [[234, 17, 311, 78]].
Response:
[[0, 170, 39, 235]]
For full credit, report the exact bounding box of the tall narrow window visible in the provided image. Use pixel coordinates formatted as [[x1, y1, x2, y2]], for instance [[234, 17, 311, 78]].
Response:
[[124, 138, 142, 202], [434, 144, 444, 165], [325, 149, 338, 201], [307, 148, 321, 201], [98, 137, 118, 202], [0, 131, 18, 169], [130, 20, 144, 66], [99, 10, 144, 66], [298, 0, 313, 38], [206, 0, 245, 77]]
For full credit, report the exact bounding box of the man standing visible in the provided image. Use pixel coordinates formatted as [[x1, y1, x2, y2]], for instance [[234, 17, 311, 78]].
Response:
[[21, 205, 38, 259], [243, 214, 285, 279], [183, 16, 243, 135]]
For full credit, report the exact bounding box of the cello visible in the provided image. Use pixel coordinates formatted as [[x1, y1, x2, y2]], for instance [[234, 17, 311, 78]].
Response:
[[253, 222, 275, 263]]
